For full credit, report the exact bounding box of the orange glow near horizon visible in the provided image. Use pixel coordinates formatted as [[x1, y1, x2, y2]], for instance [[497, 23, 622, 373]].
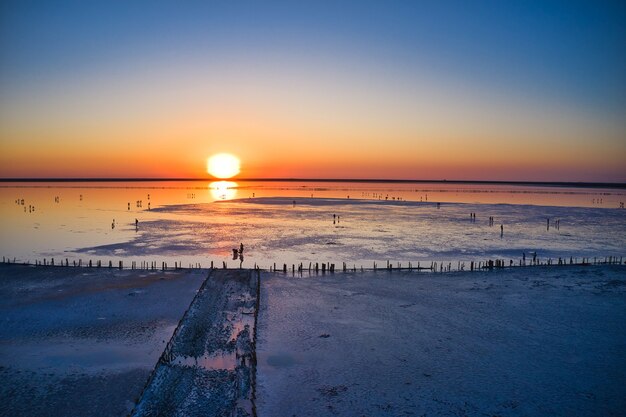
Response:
[[1, 3, 625, 183], [0, 58, 624, 182]]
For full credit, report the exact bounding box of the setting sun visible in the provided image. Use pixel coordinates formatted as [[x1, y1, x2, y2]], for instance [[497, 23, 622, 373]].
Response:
[[207, 153, 240, 179]]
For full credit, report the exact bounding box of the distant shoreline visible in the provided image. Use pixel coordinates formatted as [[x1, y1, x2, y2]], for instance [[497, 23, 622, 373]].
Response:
[[0, 177, 624, 189]]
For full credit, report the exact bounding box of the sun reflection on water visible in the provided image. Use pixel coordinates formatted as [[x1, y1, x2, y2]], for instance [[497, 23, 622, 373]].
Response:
[[209, 181, 238, 200]]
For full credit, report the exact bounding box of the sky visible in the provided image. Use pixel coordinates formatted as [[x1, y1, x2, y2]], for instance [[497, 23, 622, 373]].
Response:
[[0, 1, 625, 181]]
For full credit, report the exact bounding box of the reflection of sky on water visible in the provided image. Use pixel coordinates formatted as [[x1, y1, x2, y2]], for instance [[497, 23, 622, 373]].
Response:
[[0, 181, 624, 267]]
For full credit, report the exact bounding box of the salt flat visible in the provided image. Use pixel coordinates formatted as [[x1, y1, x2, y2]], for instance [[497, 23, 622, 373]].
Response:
[[1, 264, 624, 416], [257, 265, 626, 417], [0, 265, 205, 417]]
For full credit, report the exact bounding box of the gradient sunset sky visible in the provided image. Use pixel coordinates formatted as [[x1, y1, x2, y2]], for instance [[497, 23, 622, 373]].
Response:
[[1, 1, 624, 181]]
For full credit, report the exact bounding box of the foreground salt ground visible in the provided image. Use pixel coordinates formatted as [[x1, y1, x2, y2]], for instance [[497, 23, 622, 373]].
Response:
[[0, 265, 205, 417], [257, 265, 626, 417]]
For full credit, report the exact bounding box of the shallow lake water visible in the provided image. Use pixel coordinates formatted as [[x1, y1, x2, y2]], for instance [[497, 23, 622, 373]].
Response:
[[1, 180, 624, 268]]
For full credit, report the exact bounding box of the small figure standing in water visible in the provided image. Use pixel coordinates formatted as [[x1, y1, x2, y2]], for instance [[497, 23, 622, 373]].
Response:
[[547, 218, 550, 230], [293, 200, 296, 207], [500, 224, 503, 237], [233, 243, 244, 267], [135, 218, 139, 228], [333, 214, 336, 224], [111, 219, 115, 229]]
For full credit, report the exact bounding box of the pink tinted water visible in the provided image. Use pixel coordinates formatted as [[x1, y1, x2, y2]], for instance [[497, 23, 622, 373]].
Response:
[[0, 181, 624, 266]]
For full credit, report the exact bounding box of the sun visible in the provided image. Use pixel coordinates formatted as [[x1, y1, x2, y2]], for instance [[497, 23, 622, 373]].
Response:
[[207, 153, 240, 179]]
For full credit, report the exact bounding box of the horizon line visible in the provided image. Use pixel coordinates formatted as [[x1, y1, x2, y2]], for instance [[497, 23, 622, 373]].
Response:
[[0, 177, 624, 189]]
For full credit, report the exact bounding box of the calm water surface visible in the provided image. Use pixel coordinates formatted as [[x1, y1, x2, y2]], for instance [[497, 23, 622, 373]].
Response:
[[1, 181, 624, 268]]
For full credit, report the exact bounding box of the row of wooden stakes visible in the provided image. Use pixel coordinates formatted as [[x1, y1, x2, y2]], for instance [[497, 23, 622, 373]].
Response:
[[1, 256, 624, 272]]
